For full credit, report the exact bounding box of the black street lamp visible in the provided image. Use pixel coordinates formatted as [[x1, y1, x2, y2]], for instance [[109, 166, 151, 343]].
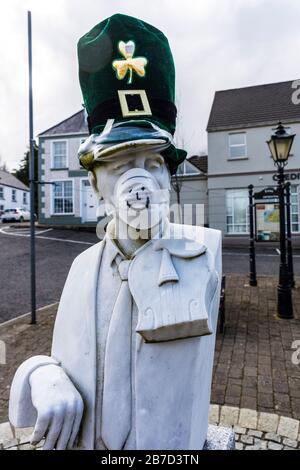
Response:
[[267, 122, 295, 319]]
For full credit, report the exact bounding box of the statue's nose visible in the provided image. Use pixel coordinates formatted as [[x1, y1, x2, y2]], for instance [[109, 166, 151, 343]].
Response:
[[128, 186, 146, 200], [135, 186, 145, 200], [127, 185, 149, 208]]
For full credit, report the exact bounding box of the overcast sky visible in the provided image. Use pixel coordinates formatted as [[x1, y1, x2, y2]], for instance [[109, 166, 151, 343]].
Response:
[[1, 0, 300, 171]]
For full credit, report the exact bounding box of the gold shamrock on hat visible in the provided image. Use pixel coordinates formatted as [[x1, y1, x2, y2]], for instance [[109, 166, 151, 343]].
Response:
[[112, 41, 147, 84]]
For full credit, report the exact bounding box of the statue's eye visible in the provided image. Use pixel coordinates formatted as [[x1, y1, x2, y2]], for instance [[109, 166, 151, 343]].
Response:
[[146, 157, 163, 170], [113, 163, 131, 173]]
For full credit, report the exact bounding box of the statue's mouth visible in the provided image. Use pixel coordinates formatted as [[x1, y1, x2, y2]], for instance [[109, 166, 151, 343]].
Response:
[[126, 196, 150, 210]]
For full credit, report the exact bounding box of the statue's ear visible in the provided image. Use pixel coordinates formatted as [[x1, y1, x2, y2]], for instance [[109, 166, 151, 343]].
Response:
[[89, 170, 102, 198]]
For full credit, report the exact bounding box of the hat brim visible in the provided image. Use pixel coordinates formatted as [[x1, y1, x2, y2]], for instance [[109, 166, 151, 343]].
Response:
[[94, 139, 169, 162], [78, 120, 187, 174]]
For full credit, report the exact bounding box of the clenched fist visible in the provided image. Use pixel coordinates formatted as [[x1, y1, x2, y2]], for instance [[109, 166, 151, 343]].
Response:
[[29, 364, 84, 450]]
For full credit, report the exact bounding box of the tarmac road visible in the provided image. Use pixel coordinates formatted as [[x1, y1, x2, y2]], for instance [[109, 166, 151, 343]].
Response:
[[222, 244, 300, 277], [1, 224, 300, 323], [0, 225, 98, 323]]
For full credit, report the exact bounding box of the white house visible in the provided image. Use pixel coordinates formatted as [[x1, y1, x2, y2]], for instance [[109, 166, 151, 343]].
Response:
[[0, 170, 29, 215], [207, 79, 300, 237], [38, 111, 97, 226]]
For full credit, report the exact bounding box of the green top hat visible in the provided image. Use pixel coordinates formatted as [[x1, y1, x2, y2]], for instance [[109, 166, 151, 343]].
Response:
[[77, 13, 186, 174]]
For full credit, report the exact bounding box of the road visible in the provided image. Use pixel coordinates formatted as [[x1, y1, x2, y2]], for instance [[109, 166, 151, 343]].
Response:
[[0, 224, 300, 323], [0, 225, 98, 323], [223, 243, 300, 276]]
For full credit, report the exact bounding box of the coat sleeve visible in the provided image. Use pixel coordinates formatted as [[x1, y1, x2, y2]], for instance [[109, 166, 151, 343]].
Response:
[[9, 355, 60, 428], [8, 243, 101, 430]]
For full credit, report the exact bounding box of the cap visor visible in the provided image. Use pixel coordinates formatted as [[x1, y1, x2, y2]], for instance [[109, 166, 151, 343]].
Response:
[[94, 139, 169, 162]]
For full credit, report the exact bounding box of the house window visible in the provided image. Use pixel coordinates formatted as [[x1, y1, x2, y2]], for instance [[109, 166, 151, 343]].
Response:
[[0, 186, 4, 199], [52, 181, 73, 214], [52, 141, 67, 168], [177, 161, 200, 176], [229, 133, 247, 159], [12, 189, 16, 202], [23, 192, 27, 205], [290, 185, 299, 233], [226, 189, 249, 234]]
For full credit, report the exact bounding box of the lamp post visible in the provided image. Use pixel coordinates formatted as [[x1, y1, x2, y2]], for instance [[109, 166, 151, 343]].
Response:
[[248, 184, 257, 286], [267, 122, 295, 319]]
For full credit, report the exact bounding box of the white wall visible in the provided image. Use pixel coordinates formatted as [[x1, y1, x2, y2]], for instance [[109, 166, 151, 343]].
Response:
[[207, 122, 300, 235], [0, 185, 29, 212], [207, 122, 300, 178], [42, 135, 87, 219], [170, 177, 208, 226]]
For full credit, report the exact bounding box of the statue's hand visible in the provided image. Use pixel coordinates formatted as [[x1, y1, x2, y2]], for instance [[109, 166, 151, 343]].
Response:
[[29, 364, 84, 450]]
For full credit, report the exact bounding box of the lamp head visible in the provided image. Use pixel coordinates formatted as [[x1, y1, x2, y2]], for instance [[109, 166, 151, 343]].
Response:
[[267, 122, 295, 167]]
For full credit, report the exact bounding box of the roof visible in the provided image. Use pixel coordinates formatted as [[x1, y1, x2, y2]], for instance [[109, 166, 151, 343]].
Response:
[[188, 155, 208, 174], [0, 170, 29, 191], [207, 80, 300, 132], [39, 110, 88, 137]]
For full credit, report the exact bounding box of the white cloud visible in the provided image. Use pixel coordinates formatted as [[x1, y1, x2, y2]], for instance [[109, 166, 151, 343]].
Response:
[[1, 0, 300, 170]]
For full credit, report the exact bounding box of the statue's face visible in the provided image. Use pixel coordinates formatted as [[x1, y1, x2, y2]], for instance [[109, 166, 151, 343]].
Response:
[[92, 151, 170, 230]]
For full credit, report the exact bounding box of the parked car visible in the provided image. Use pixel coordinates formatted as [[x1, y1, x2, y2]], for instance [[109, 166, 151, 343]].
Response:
[[1, 208, 31, 223]]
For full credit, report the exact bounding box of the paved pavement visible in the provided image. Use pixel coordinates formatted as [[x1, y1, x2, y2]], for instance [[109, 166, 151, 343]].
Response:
[[212, 275, 300, 421], [1, 405, 300, 450], [0, 274, 299, 426], [1, 224, 300, 323]]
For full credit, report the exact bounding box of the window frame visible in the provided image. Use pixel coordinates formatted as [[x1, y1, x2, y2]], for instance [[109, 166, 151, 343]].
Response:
[[176, 160, 201, 176], [0, 186, 4, 200], [11, 189, 17, 202], [51, 179, 74, 215], [228, 132, 247, 159], [290, 185, 299, 234], [226, 188, 250, 234], [51, 140, 68, 169]]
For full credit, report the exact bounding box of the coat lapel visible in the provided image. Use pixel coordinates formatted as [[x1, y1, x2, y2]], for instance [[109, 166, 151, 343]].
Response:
[[129, 233, 216, 343]]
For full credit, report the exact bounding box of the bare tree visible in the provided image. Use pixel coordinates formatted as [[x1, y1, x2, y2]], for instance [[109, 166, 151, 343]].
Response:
[[171, 92, 197, 223], [0, 154, 7, 172], [171, 144, 184, 223]]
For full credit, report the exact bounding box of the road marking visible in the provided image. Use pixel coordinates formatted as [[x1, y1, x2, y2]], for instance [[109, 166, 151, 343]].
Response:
[[0, 227, 53, 235], [0, 227, 26, 236], [223, 251, 300, 258], [34, 228, 53, 235], [0, 226, 94, 245], [0, 302, 59, 328], [35, 235, 94, 245]]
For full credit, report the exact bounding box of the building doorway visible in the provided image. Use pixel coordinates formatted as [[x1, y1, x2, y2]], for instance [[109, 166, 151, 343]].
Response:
[[82, 180, 97, 222]]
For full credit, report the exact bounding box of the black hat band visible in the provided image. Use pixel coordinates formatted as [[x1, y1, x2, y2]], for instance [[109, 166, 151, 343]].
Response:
[[87, 95, 177, 134]]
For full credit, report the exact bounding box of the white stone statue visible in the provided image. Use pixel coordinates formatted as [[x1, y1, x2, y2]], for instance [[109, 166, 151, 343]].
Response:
[[9, 13, 222, 451], [9, 146, 222, 450]]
